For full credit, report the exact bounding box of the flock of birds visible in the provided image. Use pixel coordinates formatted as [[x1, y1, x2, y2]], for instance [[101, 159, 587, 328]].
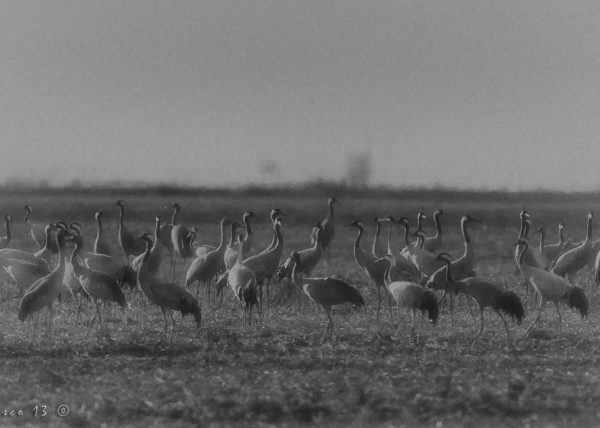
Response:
[[0, 198, 596, 346]]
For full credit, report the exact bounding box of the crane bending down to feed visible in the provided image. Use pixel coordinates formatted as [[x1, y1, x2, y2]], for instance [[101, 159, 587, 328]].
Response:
[[289, 251, 364, 341], [517, 239, 588, 338], [137, 235, 202, 345], [436, 253, 524, 346], [382, 256, 438, 344]]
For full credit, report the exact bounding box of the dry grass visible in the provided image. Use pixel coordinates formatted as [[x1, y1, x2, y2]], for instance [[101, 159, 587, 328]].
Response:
[[0, 189, 599, 427]]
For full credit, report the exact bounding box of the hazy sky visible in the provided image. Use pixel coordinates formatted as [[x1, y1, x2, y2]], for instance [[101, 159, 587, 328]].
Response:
[[2, 1, 600, 190]]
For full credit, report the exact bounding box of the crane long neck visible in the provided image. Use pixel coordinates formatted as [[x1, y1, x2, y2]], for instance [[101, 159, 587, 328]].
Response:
[[539, 229, 545, 252], [461, 219, 471, 244], [386, 222, 393, 255], [216, 221, 227, 250], [274, 223, 283, 250], [585, 216, 592, 242], [442, 258, 453, 285], [416, 215, 423, 233], [519, 215, 525, 238], [402, 223, 411, 246], [43, 227, 52, 250], [23, 208, 31, 224], [95, 216, 103, 247], [70, 242, 84, 277], [55, 233, 66, 270], [118, 204, 125, 230], [372, 223, 381, 255], [327, 202, 334, 218], [558, 225, 565, 245], [236, 235, 244, 264], [228, 223, 237, 246], [353, 227, 363, 252], [4, 217, 10, 241], [384, 258, 393, 287], [434, 213, 442, 236], [244, 216, 252, 237], [518, 242, 527, 266], [172, 206, 179, 226], [152, 221, 160, 251]]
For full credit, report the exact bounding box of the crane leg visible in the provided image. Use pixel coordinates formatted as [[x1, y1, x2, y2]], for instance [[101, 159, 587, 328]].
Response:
[[496, 310, 512, 347], [84, 309, 97, 342], [410, 310, 416, 343], [449, 294, 454, 327], [322, 307, 333, 342], [161, 309, 168, 345], [95, 301, 105, 340], [168, 311, 175, 346], [418, 311, 425, 344], [553, 301, 562, 334], [376, 286, 381, 321], [386, 290, 394, 320], [522, 298, 545, 339], [476, 307, 485, 337]]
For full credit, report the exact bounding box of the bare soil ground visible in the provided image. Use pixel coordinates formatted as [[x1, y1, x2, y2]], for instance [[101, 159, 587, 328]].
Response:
[[0, 189, 599, 427]]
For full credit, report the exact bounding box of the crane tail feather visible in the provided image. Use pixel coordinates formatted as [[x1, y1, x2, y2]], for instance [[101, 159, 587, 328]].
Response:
[[567, 285, 589, 319], [497, 291, 525, 324]]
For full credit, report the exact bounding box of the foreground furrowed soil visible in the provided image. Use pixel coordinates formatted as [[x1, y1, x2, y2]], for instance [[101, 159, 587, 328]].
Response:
[[0, 189, 599, 427]]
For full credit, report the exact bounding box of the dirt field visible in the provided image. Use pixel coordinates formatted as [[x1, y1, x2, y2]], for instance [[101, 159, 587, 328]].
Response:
[[0, 187, 599, 427]]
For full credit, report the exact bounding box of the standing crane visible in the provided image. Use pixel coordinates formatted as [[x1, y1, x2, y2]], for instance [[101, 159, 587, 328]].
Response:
[[185, 218, 232, 301], [310, 198, 337, 259], [393, 217, 445, 277], [18, 227, 71, 332], [69, 233, 127, 341], [276, 224, 324, 282], [436, 253, 524, 346], [289, 251, 364, 341], [422, 209, 444, 252], [223, 221, 247, 270], [137, 236, 201, 345], [382, 256, 438, 344], [131, 216, 163, 276], [228, 234, 260, 326], [517, 239, 588, 337], [115, 200, 146, 261], [346, 220, 394, 320]]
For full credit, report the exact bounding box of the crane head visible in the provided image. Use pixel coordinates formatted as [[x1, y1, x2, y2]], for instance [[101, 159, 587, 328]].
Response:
[[94, 211, 103, 220], [270, 208, 286, 222], [243, 211, 255, 219], [328, 197, 338, 205], [115, 200, 124, 207], [3, 214, 10, 222], [435, 252, 452, 263], [434, 209, 444, 217]]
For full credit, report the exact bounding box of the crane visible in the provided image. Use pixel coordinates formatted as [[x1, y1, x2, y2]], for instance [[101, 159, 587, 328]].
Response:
[[436, 253, 524, 346], [69, 233, 127, 341], [185, 218, 232, 301], [275, 224, 323, 282], [382, 256, 438, 344], [131, 216, 164, 276], [517, 239, 588, 337], [289, 251, 364, 341], [223, 221, 247, 270], [137, 236, 201, 345], [115, 200, 146, 261], [422, 209, 445, 253], [346, 220, 394, 320], [310, 198, 337, 259], [18, 227, 71, 333], [228, 233, 260, 326], [392, 217, 445, 277]]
